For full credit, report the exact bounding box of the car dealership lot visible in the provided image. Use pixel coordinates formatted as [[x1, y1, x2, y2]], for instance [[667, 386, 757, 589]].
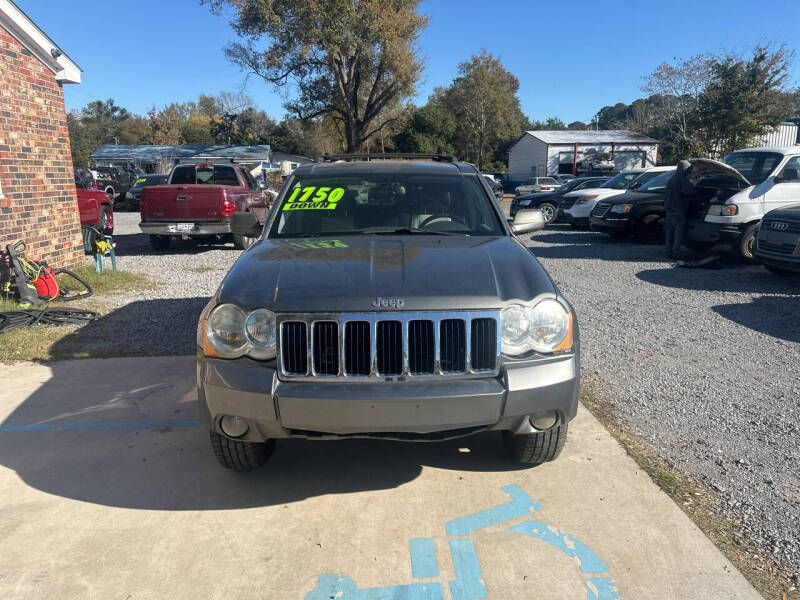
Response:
[[0, 212, 797, 596], [0, 357, 760, 599]]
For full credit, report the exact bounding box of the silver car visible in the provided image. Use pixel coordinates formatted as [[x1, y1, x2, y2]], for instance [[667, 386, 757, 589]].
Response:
[[197, 156, 580, 470]]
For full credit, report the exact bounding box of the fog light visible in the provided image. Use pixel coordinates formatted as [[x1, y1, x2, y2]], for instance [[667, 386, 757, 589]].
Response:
[[530, 412, 558, 430], [220, 414, 249, 438]]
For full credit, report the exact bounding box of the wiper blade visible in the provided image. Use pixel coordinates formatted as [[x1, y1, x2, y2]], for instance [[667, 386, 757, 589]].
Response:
[[361, 227, 457, 236]]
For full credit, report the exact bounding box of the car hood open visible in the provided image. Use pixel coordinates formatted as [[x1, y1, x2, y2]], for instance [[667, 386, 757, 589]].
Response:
[[688, 158, 750, 185], [217, 236, 556, 313]]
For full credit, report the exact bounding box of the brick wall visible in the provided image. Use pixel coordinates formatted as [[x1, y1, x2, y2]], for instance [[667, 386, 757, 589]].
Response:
[[0, 25, 82, 268]]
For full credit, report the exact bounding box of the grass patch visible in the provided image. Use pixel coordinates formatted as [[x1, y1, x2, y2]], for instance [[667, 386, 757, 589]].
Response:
[[188, 266, 217, 273], [0, 300, 111, 362], [581, 377, 798, 600], [57, 265, 153, 295], [0, 266, 153, 362]]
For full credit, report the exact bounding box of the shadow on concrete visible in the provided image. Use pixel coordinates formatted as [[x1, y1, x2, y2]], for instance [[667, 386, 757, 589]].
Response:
[[49, 297, 210, 358], [0, 350, 530, 511], [711, 295, 800, 343], [636, 265, 800, 295]]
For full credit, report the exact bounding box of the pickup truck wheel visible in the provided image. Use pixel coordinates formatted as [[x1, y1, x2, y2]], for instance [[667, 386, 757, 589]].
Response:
[[503, 423, 568, 465], [233, 234, 255, 250], [737, 223, 757, 262], [210, 431, 274, 471], [104, 186, 115, 199], [97, 205, 114, 235], [149, 235, 171, 251]]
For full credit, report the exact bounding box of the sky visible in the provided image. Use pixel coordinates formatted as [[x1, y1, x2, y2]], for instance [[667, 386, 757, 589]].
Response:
[[16, 0, 800, 125]]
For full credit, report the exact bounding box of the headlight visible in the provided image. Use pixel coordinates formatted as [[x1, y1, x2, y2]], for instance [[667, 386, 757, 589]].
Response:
[[707, 204, 738, 216], [576, 195, 599, 204], [501, 299, 573, 356], [245, 308, 277, 359], [610, 204, 632, 214], [203, 304, 276, 360]]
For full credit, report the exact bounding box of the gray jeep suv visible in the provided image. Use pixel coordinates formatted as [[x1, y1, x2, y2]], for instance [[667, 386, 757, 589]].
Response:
[[197, 155, 580, 470]]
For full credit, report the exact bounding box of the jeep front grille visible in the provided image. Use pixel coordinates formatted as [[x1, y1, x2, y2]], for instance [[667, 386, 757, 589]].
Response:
[[591, 202, 611, 218], [279, 311, 500, 380]]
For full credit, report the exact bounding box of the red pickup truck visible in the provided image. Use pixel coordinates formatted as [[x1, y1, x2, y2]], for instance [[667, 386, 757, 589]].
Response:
[[139, 163, 271, 250]]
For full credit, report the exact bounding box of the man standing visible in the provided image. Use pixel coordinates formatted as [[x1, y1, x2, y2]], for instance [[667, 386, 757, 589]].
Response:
[[663, 160, 695, 261]]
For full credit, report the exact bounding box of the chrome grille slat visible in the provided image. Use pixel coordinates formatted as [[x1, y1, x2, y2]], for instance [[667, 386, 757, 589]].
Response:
[[279, 311, 499, 380]]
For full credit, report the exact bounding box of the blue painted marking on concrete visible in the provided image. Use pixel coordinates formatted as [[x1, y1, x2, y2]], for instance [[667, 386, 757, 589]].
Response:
[[508, 520, 609, 574], [410, 538, 438, 578], [304, 575, 443, 600], [586, 576, 620, 600], [448, 539, 487, 600], [0, 419, 201, 432], [445, 484, 541, 536]]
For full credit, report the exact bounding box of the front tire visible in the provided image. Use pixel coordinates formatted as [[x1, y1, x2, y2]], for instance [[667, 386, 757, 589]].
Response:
[[149, 235, 171, 251], [503, 423, 568, 465], [210, 431, 274, 471], [538, 202, 557, 224], [97, 204, 114, 235], [635, 214, 665, 244], [737, 223, 758, 262]]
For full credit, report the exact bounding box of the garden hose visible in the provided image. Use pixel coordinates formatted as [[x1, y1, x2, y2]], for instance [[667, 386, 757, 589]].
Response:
[[0, 306, 99, 335]]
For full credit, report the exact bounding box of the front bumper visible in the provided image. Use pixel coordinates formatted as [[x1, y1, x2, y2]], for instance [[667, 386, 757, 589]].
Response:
[[754, 245, 800, 272], [590, 216, 631, 233], [684, 220, 743, 246], [139, 221, 231, 236], [196, 352, 580, 442]]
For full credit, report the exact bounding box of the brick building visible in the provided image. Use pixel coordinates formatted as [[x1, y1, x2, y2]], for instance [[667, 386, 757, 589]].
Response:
[[0, 0, 82, 267]]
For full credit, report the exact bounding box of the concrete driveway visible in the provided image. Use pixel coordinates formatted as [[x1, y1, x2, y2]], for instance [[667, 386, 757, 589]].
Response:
[[0, 357, 760, 599]]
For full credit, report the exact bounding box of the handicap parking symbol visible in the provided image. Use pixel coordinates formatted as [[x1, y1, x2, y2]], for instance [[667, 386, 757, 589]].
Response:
[[305, 484, 619, 599]]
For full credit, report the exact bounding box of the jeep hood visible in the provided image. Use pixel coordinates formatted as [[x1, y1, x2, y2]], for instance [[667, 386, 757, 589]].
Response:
[[217, 236, 555, 313], [688, 158, 750, 185]]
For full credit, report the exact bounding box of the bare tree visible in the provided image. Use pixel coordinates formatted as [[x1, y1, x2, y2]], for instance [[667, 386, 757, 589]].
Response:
[[643, 54, 715, 155]]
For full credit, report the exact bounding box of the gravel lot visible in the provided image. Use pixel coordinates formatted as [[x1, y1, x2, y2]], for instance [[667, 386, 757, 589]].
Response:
[[527, 225, 800, 583], [102, 211, 799, 580]]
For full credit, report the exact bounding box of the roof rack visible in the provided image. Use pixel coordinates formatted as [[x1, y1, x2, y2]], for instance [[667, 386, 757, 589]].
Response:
[[319, 153, 458, 163]]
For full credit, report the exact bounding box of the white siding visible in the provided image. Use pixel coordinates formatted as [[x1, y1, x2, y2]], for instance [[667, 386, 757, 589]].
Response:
[[756, 124, 798, 148], [508, 134, 547, 186]]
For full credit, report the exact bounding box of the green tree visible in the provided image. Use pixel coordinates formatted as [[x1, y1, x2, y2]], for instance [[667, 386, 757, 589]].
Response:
[[393, 104, 457, 154], [438, 49, 527, 169], [695, 46, 794, 155], [206, 0, 427, 153]]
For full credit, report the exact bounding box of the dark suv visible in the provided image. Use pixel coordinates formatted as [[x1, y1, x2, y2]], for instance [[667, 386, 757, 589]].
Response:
[[196, 154, 580, 470]]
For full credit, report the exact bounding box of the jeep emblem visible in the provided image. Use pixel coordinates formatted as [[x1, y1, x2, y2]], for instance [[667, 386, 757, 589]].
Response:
[[371, 297, 405, 309]]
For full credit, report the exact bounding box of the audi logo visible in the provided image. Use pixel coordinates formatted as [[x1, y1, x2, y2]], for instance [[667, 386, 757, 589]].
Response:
[[770, 222, 789, 231]]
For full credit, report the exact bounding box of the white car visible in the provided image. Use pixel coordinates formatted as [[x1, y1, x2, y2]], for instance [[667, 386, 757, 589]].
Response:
[[685, 146, 800, 259], [558, 167, 674, 228], [514, 176, 560, 196]]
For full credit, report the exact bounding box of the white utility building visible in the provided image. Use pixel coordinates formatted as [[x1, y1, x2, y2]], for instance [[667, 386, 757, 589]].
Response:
[[508, 130, 660, 187]]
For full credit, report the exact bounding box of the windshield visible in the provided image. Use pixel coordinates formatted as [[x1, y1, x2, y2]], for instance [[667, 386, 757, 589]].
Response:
[[723, 152, 782, 185], [637, 170, 674, 192], [601, 172, 641, 189], [269, 172, 504, 238]]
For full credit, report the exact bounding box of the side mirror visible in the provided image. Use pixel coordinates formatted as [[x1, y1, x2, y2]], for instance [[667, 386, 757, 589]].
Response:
[[512, 209, 545, 235], [775, 168, 799, 184], [230, 212, 262, 236]]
